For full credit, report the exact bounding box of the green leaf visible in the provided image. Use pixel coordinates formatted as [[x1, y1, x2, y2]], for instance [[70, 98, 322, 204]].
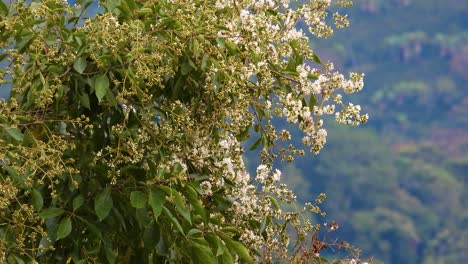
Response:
[[95, 74, 110, 102], [268, 196, 280, 210], [205, 234, 224, 257], [130, 191, 147, 209], [181, 186, 207, 222], [39, 208, 65, 219], [79, 93, 91, 110], [225, 41, 239, 55], [73, 57, 87, 74], [76, 215, 103, 240], [105, 246, 117, 264], [56, 217, 72, 240], [73, 195, 84, 211], [5, 127, 24, 141], [220, 235, 253, 263], [216, 38, 225, 48], [0, 1, 8, 16], [47, 65, 63, 75], [308, 73, 318, 80], [187, 228, 204, 238], [0, 53, 8, 62], [161, 187, 191, 224], [15, 34, 34, 52], [31, 189, 44, 211], [312, 53, 322, 64], [13, 256, 25, 264], [181, 59, 195, 75], [221, 248, 234, 264], [138, 7, 153, 15], [162, 206, 184, 235], [249, 137, 262, 151], [189, 240, 216, 264], [149, 188, 166, 220], [95, 188, 113, 221], [309, 95, 317, 108]]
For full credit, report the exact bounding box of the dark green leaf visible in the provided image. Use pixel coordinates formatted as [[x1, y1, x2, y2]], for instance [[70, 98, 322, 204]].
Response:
[[73, 195, 84, 211], [249, 137, 262, 151], [95, 74, 110, 102], [149, 188, 166, 220], [189, 240, 216, 264], [162, 206, 184, 235], [181, 59, 195, 75], [161, 187, 191, 224], [95, 188, 113, 221], [105, 246, 117, 264], [266, 9, 278, 16], [143, 223, 160, 249], [0, 1, 8, 16], [130, 191, 147, 208], [39, 208, 65, 219], [76, 215, 103, 240], [79, 93, 91, 110], [56, 217, 72, 240], [31, 189, 43, 211]]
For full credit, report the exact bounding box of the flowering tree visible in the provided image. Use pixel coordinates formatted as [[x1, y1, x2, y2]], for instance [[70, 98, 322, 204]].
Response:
[[0, 0, 368, 263]]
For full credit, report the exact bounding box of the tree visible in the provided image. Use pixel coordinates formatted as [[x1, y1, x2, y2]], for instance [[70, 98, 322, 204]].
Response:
[[0, 0, 368, 263]]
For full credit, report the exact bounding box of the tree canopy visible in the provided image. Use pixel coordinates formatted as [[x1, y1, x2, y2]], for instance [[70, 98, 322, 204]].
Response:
[[0, 0, 368, 263]]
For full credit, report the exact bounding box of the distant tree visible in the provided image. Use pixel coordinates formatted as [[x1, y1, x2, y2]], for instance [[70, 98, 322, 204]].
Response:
[[0, 0, 368, 263]]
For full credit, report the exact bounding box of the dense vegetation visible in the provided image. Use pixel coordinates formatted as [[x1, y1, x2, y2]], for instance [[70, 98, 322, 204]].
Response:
[[279, 0, 468, 263], [1, 0, 466, 263], [0, 0, 369, 263]]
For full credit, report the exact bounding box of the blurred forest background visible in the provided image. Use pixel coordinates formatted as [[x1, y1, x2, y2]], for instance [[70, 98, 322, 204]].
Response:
[[278, 0, 468, 263], [1, 0, 467, 263]]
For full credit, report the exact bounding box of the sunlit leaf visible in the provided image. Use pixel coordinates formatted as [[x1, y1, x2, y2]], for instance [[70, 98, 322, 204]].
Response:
[[73, 57, 87, 74]]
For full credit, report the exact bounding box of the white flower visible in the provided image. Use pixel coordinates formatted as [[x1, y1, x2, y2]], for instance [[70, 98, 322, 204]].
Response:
[[256, 164, 269, 183], [271, 169, 281, 182], [200, 181, 213, 196]]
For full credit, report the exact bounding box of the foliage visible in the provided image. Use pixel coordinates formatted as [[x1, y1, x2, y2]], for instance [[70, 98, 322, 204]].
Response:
[[0, 0, 368, 263]]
